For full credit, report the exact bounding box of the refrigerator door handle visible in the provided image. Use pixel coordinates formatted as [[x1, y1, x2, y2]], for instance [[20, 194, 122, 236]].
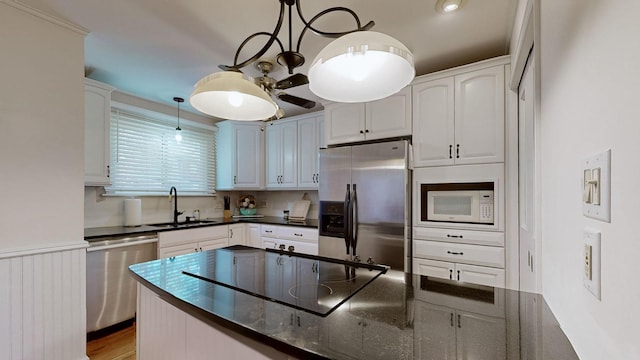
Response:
[[351, 183, 358, 255], [344, 184, 351, 255]]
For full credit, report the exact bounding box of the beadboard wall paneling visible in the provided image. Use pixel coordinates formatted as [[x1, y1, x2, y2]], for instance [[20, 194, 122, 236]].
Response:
[[0, 247, 88, 360]]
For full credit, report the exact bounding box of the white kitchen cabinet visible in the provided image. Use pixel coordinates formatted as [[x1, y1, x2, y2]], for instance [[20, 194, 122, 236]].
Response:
[[157, 225, 229, 258], [413, 63, 505, 167], [413, 258, 505, 288], [216, 121, 265, 190], [228, 223, 246, 246], [414, 302, 506, 360], [413, 225, 506, 288], [84, 78, 114, 186], [247, 223, 261, 248], [260, 224, 318, 255], [297, 114, 322, 189], [266, 120, 297, 189], [324, 87, 411, 145]]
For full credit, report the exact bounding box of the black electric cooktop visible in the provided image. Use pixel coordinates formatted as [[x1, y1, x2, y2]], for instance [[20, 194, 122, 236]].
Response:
[[182, 246, 388, 317]]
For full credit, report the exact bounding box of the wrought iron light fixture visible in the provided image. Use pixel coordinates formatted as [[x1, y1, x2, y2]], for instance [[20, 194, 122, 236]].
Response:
[[174, 96, 184, 142], [189, 0, 415, 121]]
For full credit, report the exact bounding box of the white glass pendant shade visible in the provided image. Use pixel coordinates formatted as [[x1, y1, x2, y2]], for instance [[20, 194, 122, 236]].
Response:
[[190, 71, 277, 120], [309, 31, 415, 103]]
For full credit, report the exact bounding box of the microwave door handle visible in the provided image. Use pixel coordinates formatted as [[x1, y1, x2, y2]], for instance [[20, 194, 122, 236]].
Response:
[[344, 184, 351, 255], [351, 184, 358, 256]]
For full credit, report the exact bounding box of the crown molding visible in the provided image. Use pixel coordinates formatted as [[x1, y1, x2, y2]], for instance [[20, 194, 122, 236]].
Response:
[[1, 0, 89, 35]]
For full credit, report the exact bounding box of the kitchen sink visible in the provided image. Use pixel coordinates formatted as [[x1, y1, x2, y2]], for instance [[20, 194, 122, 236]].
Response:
[[148, 220, 219, 229]]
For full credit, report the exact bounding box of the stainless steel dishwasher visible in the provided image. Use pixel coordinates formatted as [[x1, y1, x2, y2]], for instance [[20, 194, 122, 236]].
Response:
[[86, 233, 157, 334]]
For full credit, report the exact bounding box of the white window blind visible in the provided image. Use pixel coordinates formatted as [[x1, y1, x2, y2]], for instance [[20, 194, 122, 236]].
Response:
[[107, 108, 216, 195]]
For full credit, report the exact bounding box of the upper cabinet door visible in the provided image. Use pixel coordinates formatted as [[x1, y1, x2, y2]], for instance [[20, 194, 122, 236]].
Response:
[[454, 66, 505, 165], [412, 64, 506, 168], [412, 78, 455, 167], [365, 87, 412, 141], [324, 88, 411, 146], [324, 102, 366, 145], [233, 123, 264, 189], [84, 79, 114, 186], [297, 115, 321, 189], [266, 121, 297, 189]]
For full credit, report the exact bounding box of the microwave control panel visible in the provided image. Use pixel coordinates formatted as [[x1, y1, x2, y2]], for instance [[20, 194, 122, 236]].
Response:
[[479, 191, 494, 221]]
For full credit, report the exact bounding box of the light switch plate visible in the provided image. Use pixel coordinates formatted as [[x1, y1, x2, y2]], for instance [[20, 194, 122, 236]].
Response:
[[582, 149, 611, 222], [583, 228, 601, 300]]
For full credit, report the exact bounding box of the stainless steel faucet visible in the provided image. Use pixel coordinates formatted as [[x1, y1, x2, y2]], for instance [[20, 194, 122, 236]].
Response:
[[169, 186, 183, 224]]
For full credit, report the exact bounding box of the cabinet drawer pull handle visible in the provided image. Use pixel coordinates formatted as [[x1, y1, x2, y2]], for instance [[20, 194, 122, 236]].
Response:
[[449, 145, 452, 159], [456, 144, 460, 159], [457, 314, 461, 328], [446, 234, 463, 238], [449, 269, 453, 280], [447, 251, 464, 255], [233, 175, 237, 184], [457, 270, 461, 281], [294, 233, 303, 237], [450, 313, 454, 327], [265, 230, 273, 233]]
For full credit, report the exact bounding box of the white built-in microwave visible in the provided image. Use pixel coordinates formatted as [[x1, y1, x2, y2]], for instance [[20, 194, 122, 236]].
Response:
[[421, 183, 494, 224]]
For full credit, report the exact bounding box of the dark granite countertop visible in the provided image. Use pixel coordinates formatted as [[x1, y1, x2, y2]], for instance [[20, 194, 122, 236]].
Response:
[[129, 246, 578, 360], [85, 216, 318, 241]]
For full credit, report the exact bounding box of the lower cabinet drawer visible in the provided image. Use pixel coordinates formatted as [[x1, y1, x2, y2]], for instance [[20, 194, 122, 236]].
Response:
[[278, 227, 318, 242], [414, 240, 504, 268], [413, 258, 505, 288]]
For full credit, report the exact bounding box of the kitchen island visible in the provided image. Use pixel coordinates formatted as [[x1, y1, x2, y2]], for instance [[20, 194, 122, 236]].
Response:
[[129, 246, 578, 360]]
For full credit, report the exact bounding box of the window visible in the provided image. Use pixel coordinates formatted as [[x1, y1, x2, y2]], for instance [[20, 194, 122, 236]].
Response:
[[106, 107, 216, 195]]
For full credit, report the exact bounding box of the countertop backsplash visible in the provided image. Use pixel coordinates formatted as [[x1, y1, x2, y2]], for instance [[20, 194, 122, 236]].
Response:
[[84, 187, 318, 228]]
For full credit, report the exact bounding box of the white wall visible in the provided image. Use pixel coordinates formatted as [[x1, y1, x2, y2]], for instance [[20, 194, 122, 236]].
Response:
[[536, 0, 640, 358], [0, 0, 85, 251], [0, 2, 88, 359]]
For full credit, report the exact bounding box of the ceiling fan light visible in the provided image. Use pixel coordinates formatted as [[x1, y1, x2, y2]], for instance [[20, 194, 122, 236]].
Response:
[[190, 71, 277, 121], [309, 31, 415, 103]]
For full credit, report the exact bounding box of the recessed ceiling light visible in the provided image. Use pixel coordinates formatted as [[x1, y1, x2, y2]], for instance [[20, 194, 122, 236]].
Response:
[[436, 0, 464, 13]]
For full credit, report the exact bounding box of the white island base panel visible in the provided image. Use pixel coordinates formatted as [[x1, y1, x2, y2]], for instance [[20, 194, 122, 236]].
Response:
[[136, 283, 293, 360]]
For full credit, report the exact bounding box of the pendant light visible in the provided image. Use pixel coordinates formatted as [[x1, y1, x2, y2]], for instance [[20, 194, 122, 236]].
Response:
[[174, 97, 184, 142], [309, 31, 415, 103], [189, 0, 414, 119], [190, 72, 277, 121]]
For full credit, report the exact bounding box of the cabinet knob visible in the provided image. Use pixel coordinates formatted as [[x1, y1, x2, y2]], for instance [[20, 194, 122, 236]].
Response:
[[288, 245, 295, 252], [279, 244, 286, 250], [365, 129, 369, 133], [360, 130, 364, 134]]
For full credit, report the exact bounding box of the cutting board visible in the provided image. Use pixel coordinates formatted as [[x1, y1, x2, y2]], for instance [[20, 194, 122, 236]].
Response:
[[289, 200, 311, 221]]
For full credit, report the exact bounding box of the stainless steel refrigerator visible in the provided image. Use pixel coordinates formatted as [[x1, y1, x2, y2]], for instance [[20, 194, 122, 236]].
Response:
[[318, 140, 411, 272]]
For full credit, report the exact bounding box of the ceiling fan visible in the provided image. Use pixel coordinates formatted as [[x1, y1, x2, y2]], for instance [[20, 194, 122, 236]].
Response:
[[253, 59, 316, 112]]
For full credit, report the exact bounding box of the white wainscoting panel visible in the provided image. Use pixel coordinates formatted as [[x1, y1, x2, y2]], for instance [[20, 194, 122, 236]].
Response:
[[0, 247, 87, 360]]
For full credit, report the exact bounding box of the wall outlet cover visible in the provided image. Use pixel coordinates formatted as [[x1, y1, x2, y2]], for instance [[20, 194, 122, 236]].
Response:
[[582, 149, 611, 222], [583, 228, 601, 300]]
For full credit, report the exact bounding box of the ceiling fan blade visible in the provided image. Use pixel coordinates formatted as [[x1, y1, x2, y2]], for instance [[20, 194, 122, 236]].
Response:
[[277, 93, 316, 109], [218, 64, 243, 72], [275, 73, 309, 90]]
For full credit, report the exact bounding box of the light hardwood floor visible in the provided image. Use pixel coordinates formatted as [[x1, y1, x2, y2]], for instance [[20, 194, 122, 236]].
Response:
[[87, 324, 136, 360]]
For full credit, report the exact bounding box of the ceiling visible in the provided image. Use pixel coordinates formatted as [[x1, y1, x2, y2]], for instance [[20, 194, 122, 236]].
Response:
[[24, 0, 517, 120]]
